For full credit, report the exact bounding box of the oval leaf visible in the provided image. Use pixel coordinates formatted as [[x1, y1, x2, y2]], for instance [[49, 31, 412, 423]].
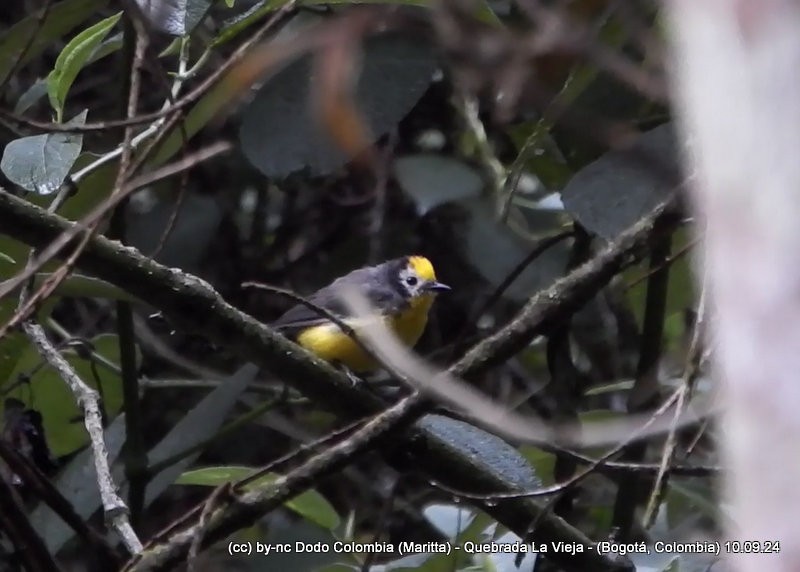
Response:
[[47, 13, 121, 120], [143, 364, 257, 505], [0, 109, 87, 194], [239, 30, 436, 178], [394, 154, 484, 214], [560, 124, 681, 239], [458, 196, 570, 302]]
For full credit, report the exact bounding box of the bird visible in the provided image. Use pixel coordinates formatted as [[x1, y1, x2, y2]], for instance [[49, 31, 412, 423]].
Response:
[[272, 255, 450, 373]]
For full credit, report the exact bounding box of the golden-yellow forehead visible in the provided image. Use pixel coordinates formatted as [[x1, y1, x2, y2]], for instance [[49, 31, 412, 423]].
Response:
[[408, 256, 436, 281]]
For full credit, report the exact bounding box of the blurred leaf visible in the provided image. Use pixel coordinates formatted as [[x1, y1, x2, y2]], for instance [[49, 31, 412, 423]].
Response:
[[628, 551, 679, 572], [584, 379, 634, 396], [239, 31, 436, 178], [0, 109, 87, 194], [14, 78, 48, 114], [31, 273, 138, 302], [507, 121, 572, 190], [28, 414, 127, 553], [394, 154, 484, 215], [0, 238, 47, 386], [0, 273, 135, 313], [560, 124, 680, 239], [0, 0, 108, 85], [3, 334, 127, 457], [213, 0, 286, 47], [135, 0, 213, 35], [423, 504, 476, 539], [177, 465, 341, 530], [316, 565, 360, 572], [518, 446, 555, 485], [666, 480, 718, 528], [456, 196, 570, 302], [46, 13, 121, 121], [142, 364, 257, 505], [0, 334, 30, 393], [125, 193, 223, 273], [481, 531, 538, 571], [215, 0, 498, 49], [150, 69, 236, 165], [624, 227, 696, 333], [305, 0, 500, 25], [399, 507, 496, 572], [176, 465, 252, 484]]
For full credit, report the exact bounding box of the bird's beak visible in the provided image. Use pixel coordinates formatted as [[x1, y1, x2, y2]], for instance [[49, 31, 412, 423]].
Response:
[[425, 281, 451, 292]]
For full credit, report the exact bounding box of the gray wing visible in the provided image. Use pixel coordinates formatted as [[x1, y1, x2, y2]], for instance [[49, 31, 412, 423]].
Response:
[[271, 266, 401, 334]]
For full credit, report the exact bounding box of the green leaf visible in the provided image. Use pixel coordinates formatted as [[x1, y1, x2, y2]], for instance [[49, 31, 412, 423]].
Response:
[[0, 0, 108, 86], [47, 12, 121, 121], [2, 334, 128, 457], [518, 446, 556, 485], [213, 0, 287, 47], [624, 227, 696, 332], [16, 33, 121, 116], [0, 109, 87, 194], [31, 273, 138, 302], [177, 466, 341, 530]]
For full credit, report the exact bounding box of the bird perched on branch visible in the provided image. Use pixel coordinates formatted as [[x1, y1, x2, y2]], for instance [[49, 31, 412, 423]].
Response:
[[272, 256, 450, 373]]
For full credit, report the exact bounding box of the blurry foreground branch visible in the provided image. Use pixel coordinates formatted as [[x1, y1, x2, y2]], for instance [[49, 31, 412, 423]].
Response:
[[668, 1, 800, 570]]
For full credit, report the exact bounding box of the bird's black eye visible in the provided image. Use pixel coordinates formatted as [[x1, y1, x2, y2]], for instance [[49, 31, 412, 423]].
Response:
[[405, 276, 418, 287]]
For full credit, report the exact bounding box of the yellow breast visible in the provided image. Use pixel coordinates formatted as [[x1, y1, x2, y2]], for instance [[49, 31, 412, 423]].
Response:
[[295, 294, 435, 373]]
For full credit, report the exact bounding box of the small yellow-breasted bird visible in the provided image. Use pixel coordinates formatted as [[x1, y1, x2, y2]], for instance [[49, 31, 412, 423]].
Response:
[[272, 256, 450, 373]]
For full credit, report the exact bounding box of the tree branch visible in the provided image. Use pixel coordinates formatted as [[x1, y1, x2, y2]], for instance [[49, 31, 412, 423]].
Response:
[[22, 322, 143, 555]]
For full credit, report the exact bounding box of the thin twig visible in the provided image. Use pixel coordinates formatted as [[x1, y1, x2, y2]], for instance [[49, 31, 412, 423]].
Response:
[[22, 323, 143, 554], [453, 92, 506, 200], [641, 269, 708, 526]]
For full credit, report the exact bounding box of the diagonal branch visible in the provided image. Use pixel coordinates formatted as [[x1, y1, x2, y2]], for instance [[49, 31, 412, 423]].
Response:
[[22, 322, 143, 555]]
